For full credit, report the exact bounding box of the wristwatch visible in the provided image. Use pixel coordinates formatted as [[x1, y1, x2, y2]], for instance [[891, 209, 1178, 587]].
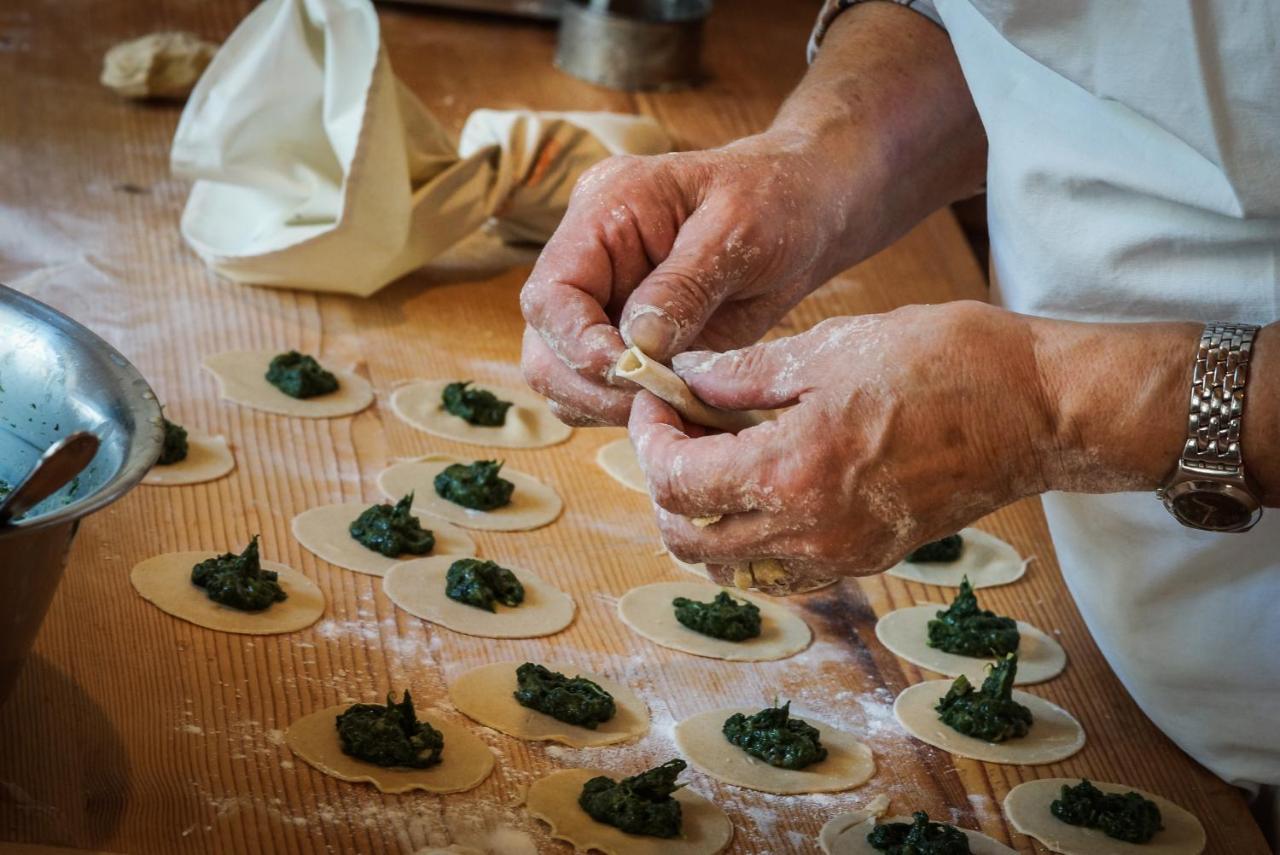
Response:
[[1158, 322, 1264, 532]]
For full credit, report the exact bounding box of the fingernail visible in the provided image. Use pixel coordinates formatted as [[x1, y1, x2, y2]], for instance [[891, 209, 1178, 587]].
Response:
[[624, 309, 677, 357], [671, 350, 718, 377]]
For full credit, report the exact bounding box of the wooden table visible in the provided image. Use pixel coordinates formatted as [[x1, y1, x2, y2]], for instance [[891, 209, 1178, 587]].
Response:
[[0, 1, 1266, 853]]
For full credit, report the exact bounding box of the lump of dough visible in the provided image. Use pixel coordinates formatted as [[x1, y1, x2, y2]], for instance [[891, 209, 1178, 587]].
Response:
[[101, 31, 217, 100]]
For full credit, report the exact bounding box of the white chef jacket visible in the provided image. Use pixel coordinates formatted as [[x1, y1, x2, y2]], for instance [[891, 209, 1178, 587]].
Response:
[[813, 1, 1280, 791]]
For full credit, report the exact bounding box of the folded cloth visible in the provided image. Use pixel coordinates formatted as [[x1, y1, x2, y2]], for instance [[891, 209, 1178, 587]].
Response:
[[170, 0, 671, 296]]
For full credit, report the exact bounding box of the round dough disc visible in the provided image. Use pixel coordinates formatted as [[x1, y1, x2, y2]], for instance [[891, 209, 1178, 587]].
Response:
[[674, 706, 874, 794], [1003, 778, 1206, 855], [597, 437, 646, 493], [526, 768, 734, 855], [130, 551, 324, 635], [617, 581, 811, 662], [142, 431, 235, 486], [378, 454, 563, 532], [291, 501, 476, 576], [203, 350, 374, 419], [449, 661, 649, 747], [390, 379, 571, 449], [874, 605, 1067, 685], [285, 704, 494, 794], [893, 680, 1085, 765], [383, 556, 575, 638], [887, 528, 1027, 589], [821, 813, 1015, 855]]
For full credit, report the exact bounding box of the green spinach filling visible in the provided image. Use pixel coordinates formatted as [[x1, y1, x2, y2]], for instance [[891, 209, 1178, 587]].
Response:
[[190, 536, 287, 611], [672, 590, 762, 641], [158, 416, 189, 465], [867, 811, 973, 854], [927, 577, 1020, 657], [906, 534, 964, 563], [721, 701, 827, 770], [434, 459, 514, 511], [935, 654, 1032, 743], [265, 350, 339, 399], [444, 558, 524, 611], [442, 381, 513, 426], [349, 493, 435, 557], [578, 759, 686, 838], [335, 690, 444, 768], [513, 662, 615, 729], [1050, 779, 1163, 844]]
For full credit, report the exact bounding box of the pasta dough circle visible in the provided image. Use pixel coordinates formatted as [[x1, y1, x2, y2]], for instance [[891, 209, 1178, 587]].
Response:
[[291, 501, 476, 576], [617, 581, 811, 661], [285, 704, 494, 794], [886, 528, 1027, 589], [875, 605, 1066, 685], [143, 431, 235, 486], [130, 551, 323, 634], [596, 437, 646, 493], [203, 351, 374, 419], [893, 680, 1085, 765], [390, 379, 571, 449], [378, 453, 563, 531], [526, 767, 734, 855], [449, 661, 649, 747], [1003, 778, 1206, 855], [383, 556, 575, 638], [674, 707, 874, 794], [820, 812, 1016, 855]]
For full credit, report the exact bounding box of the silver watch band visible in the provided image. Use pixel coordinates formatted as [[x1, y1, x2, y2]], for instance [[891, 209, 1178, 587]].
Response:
[[1184, 321, 1260, 473]]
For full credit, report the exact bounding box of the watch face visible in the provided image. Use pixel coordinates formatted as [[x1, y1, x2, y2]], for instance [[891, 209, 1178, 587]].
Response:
[[1170, 488, 1254, 531]]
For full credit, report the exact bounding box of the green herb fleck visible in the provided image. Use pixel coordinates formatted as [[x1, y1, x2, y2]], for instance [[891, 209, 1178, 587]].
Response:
[[722, 701, 827, 770], [927, 577, 1020, 657], [158, 417, 189, 465], [867, 812, 973, 854], [335, 690, 444, 768], [434, 459, 514, 511], [513, 662, 615, 729], [1050, 779, 1163, 844], [444, 558, 524, 611], [934, 654, 1032, 743], [673, 590, 762, 641], [907, 534, 964, 563], [0, 480, 10, 500], [190, 536, 287, 612], [578, 759, 686, 838], [349, 493, 435, 557], [265, 351, 339, 399], [442, 381, 513, 426]]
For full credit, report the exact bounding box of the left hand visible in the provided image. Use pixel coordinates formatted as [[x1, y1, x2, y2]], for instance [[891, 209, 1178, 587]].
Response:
[[628, 301, 1054, 584]]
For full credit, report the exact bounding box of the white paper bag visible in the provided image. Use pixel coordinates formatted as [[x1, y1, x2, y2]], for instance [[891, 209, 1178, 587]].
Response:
[[171, 0, 671, 296]]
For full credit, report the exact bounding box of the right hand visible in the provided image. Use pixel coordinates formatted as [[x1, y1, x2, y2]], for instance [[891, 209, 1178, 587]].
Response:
[[520, 131, 865, 426]]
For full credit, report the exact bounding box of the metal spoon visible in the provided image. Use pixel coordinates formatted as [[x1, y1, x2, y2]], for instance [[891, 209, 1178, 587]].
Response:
[[0, 431, 100, 525]]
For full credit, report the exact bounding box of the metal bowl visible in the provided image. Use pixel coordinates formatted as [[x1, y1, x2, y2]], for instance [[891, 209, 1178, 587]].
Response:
[[0, 283, 162, 705]]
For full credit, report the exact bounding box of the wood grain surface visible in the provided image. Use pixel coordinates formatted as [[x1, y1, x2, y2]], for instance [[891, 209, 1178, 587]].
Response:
[[0, 1, 1266, 853]]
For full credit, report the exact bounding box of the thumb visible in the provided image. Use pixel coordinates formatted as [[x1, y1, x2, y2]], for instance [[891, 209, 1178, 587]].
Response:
[[671, 338, 811, 411]]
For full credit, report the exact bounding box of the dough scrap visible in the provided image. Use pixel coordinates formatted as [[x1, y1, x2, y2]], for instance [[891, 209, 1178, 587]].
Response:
[[449, 661, 649, 747], [285, 704, 494, 794], [130, 551, 323, 634], [821, 812, 1015, 855], [390, 379, 571, 449], [142, 431, 234, 486], [291, 501, 476, 577], [615, 346, 766, 433], [875, 605, 1066, 685], [1003, 778, 1206, 855], [383, 556, 575, 638], [101, 31, 217, 100], [671, 555, 837, 594], [893, 679, 1085, 765], [203, 351, 374, 419], [596, 437, 646, 493], [675, 707, 874, 794], [526, 768, 734, 855], [887, 528, 1028, 589], [617, 581, 811, 661], [378, 453, 563, 532], [817, 796, 891, 854]]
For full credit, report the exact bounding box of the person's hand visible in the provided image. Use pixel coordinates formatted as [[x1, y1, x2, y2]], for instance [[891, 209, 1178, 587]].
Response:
[[627, 302, 1055, 585], [520, 131, 873, 427]]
